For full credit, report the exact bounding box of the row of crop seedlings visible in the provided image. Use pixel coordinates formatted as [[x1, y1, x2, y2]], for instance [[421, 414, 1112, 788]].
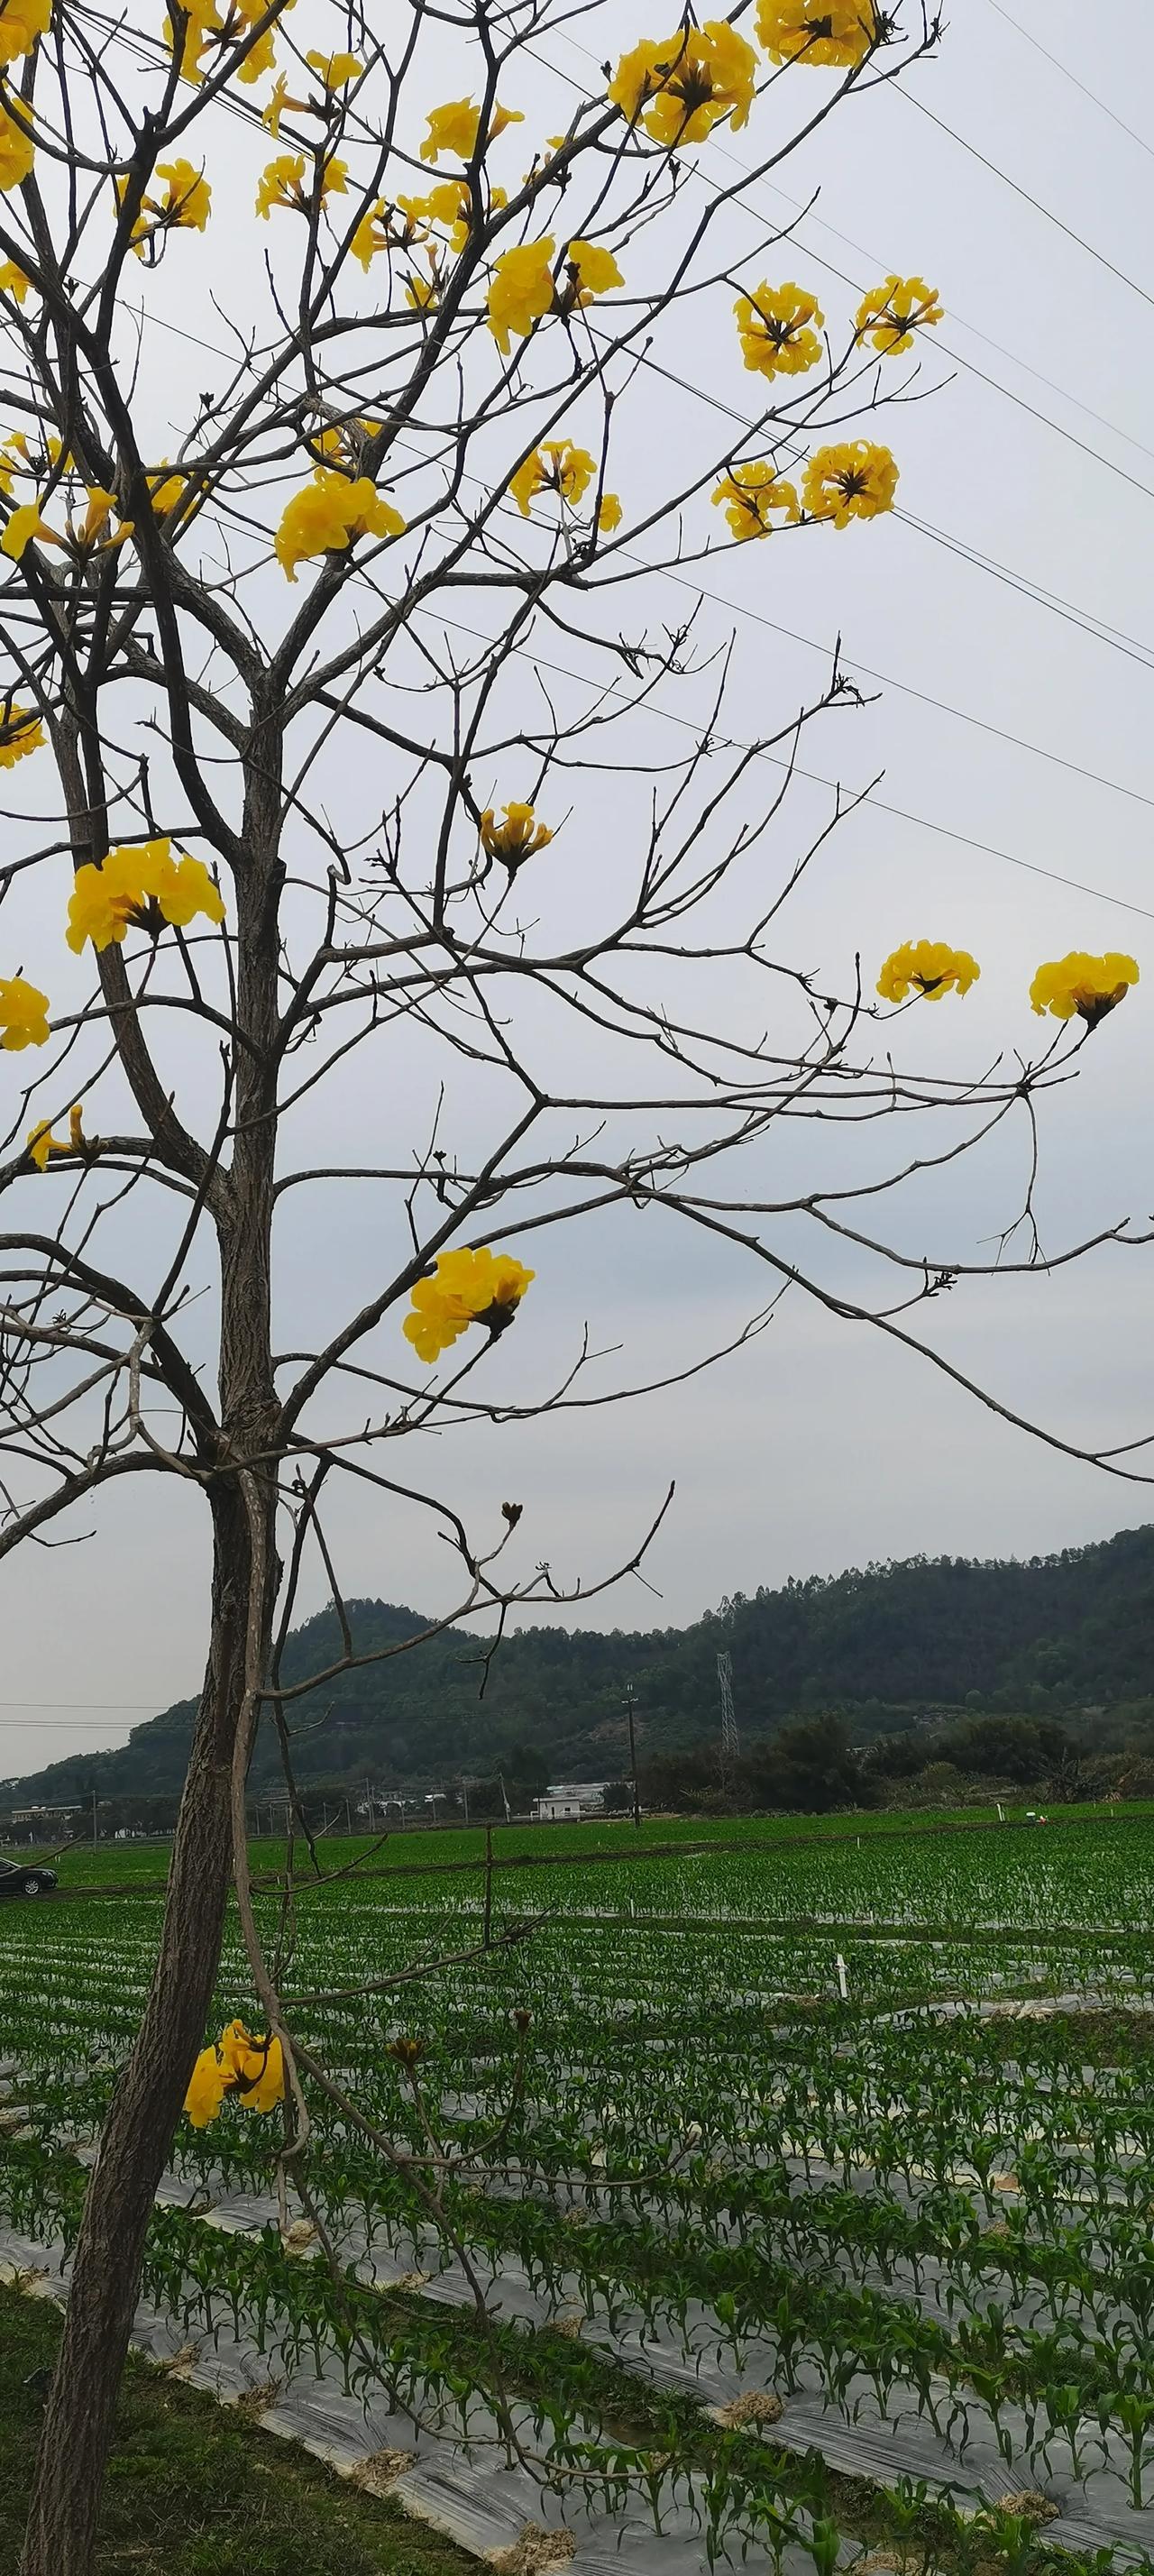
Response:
[[13, 1942, 1154, 2523], [344, 1817, 1154, 1937], [4, 2130, 1154, 2576]]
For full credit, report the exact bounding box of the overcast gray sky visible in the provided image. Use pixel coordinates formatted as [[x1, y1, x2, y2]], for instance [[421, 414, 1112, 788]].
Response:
[[2, 0, 1152, 1777]]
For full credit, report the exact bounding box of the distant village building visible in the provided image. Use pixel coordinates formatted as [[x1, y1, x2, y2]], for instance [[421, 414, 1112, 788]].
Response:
[[10, 1801, 82, 1823], [532, 1781, 609, 1822]]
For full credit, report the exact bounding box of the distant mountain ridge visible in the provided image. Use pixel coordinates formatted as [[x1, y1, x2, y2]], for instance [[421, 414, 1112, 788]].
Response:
[[6, 1524, 1153, 1803]]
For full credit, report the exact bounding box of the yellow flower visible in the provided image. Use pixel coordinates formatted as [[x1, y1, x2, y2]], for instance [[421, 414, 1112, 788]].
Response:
[[735, 281, 824, 379], [255, 151, 346, 216], [0, 259, 30, 301], [66, 841, 225, 953], [122, 158, 211, 256], [25, 1120, 60, 1171], [801, 439, 898, 526], [856, 274, 943, 355], [421, 97, 481, 162], [711, 463, 800, 541], [1029, 952, 1139, 1028], [219, 2019, 285, 2113], [274, 468, 404, 580], [598, 491, 622, 533], [0, 972, 50, 1049], [0, 705, 43, 765], [405, 269, 440, 312], [419, 97, 521, 161], [162, 0, 220, 85], [508, 440, 596, 516], [147, 846, 226, 929], [609, 23, 756, 147], [350, 200, 392, 267], [305, 48, 362, 88], [1, 498, 44, 557], [756, 0, 888, 69], [5, 482, 132, 560], [234, 23, 276, 83], [480, 802, 554, 869], [404, 1246, 536, 1365], [486, 237, 554, 353], [184, 2043, 231, 2128], [0, 100, 35, 192], [564, 238, 623, 301], [876, 941, 980, 1004], [0, 0, 50, 65], [146, 462, 197, 521]]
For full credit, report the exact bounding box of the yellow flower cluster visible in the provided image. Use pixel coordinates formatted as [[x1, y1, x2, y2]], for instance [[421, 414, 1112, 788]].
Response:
[[0, 100, 35, 193], [0, 0, 50, 64], [609, 23, 756, 146], [756, 0, 888, 69], [711, 462, 799, 541], [0, 260, 31, 303], [118, 158, 211, 257], [877, 941, 980, 1004], [165, 0, 280, 88], [256, 151, 347, 217], [0, 972, 49, 1049], [404, 1246, 535, 1366], [563, 238, 624, 304], [480, 802, 554, 871], [735, 281, 824, 379], [1030, 952, 1139, 1028], [1, 483, 133, 563], [420, 98, 522, 163], [801, 440, 898, 526], [66, 840, 225, 955], [856, 274, 943, 355], [0, 704, 43, 765], [509, 441, 592, 515], [487, 238, 555, 353], [185, 2020, 285, 2128], [274, 469, 404, 581]]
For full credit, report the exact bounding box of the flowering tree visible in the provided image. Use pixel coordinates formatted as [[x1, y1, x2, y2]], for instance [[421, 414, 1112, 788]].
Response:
[[0, 0, 1142, 2563]]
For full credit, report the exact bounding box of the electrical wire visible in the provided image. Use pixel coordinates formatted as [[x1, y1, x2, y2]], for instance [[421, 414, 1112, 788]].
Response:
[[415, 605, 1154, 925], [980, 0, 1154, 164]]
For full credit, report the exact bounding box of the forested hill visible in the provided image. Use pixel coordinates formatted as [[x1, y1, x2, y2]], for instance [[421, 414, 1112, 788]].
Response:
[[8, 1524, 1154, 1803]]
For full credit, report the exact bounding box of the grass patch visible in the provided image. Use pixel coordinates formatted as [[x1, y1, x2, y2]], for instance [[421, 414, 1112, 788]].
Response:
[[0, 2284, 474, 2576]]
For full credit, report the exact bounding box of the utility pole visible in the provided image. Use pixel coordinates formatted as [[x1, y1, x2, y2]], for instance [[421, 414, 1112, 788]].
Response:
[[718, 1652, 739, 1787], [462, 1776, 470, 1827], [91, 1787, 98, 1848], [497, 1771, 511, 1824], [625, 1682, 641, 1830]]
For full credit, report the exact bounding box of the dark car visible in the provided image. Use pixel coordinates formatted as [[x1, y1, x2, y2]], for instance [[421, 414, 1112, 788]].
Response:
[[0, 1858, 57, 1898]]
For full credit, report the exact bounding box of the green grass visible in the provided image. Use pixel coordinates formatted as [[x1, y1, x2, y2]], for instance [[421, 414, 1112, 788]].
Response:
[[0, 2284, 474, 2576]]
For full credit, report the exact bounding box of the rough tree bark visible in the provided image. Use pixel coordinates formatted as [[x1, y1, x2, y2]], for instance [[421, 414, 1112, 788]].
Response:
[[18, 1475, 270, 2575]]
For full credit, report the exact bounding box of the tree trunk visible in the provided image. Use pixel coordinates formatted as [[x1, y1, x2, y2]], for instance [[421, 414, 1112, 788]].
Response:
[[20, 1476, 261, 2576]]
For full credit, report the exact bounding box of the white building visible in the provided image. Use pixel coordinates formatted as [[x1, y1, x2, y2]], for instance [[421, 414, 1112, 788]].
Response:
[[532, 1794, 582, 1822]]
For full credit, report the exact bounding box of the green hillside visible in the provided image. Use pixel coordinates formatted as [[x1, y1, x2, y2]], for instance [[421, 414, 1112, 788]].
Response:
[[5, 1524, 1154, 1809]]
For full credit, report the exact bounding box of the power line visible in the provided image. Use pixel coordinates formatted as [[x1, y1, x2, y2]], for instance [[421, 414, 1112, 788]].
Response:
[[896, 87, 1154, 317], [36, 29, 1154, 901], [980, 0, 1154, 168], [591, 327, 1154, 677], [546, 27, 1154, 483], [123, 282, 1154, 811], [417, 605, 1154, 925]]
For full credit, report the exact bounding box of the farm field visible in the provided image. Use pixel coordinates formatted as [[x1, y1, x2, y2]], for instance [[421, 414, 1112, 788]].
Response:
[[5, 1815, 1154, 2573]]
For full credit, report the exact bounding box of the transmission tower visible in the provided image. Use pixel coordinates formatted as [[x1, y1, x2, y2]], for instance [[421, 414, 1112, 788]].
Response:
[[718, 1651, 740, 1769]]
